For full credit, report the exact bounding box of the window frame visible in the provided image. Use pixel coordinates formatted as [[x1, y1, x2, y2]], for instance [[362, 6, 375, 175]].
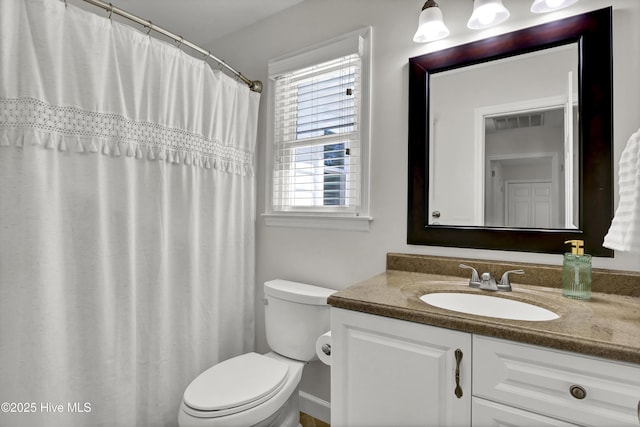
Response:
[[263, 27, 372, 231]]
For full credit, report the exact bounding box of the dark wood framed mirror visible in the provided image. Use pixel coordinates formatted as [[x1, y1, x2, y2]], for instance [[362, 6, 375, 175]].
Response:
[[408, 7, 613, 256]]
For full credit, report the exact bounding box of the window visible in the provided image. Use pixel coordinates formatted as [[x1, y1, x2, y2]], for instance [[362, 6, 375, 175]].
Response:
[[265, 27, 372, 230]]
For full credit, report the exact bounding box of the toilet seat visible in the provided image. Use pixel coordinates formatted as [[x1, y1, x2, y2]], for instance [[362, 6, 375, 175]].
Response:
[[182, 352, 289, 419]]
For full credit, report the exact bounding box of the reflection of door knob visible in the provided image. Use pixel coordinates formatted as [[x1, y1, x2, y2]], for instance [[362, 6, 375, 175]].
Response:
[[432, 210, 441, 218]]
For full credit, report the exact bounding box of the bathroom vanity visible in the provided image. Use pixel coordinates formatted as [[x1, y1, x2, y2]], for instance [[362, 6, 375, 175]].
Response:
[[328, 254, 640, 427]]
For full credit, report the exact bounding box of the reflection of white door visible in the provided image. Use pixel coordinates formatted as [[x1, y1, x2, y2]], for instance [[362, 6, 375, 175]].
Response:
[[506, 181, 552, 228]]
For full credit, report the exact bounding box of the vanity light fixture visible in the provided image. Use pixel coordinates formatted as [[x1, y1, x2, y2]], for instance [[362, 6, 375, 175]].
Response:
[[467, 0, 510, 30], [413, 0, 450, 43], [531, 0, 579, 13]]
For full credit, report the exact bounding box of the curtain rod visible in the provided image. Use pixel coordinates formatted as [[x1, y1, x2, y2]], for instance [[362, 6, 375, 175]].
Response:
[[73, 0, 263, 93]]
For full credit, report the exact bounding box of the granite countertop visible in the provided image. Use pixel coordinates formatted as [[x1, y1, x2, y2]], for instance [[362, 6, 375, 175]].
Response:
[[328, 269, 640, 365]]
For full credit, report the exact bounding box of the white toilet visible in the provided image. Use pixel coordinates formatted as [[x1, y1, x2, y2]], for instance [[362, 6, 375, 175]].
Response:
[[178, 279, 335, 427]]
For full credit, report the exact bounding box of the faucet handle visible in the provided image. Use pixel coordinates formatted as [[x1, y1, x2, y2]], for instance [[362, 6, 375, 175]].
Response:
[[459, 264, 480, 288], [498, 269, 525, 291]]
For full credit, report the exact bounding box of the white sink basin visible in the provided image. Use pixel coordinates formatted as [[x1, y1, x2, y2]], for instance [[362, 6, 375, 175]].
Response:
[[419, 292, 559, 321]]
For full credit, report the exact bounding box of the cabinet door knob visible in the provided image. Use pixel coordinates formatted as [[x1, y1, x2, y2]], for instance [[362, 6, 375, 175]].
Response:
[[569, 385, 587, 399], [454, 349, 463, 399]]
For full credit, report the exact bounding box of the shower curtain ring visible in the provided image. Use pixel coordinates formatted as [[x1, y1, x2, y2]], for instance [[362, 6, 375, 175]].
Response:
[[175, 36, 184, 48], [107, 3, 113, 20], [145, 20, 153, 35], [203, 50, 210, 61]]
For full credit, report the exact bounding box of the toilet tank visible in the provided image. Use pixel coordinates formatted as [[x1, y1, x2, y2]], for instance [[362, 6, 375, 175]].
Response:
[[264, 280, 336, 362]]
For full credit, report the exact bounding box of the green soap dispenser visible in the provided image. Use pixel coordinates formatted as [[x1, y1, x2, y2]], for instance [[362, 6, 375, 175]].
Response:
[[562, 240, 592, 300]]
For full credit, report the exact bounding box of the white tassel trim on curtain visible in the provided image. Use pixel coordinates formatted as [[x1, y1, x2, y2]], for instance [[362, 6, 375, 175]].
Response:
[[0, 97, 255, 176]]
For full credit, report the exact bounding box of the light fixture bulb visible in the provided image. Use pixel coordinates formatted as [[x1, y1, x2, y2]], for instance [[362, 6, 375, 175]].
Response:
[[531, 0, 579, 13], [413, 1, 450, 43], [478, 9, 496, 25], [467, 0, 510, 30]]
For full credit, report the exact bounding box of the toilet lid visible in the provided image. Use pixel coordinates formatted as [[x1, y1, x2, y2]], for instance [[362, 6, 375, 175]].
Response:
[[183, 352, 289, 412]]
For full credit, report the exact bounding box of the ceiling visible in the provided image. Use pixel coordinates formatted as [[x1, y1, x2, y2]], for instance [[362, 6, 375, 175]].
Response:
[[72, 0, 306, 47]]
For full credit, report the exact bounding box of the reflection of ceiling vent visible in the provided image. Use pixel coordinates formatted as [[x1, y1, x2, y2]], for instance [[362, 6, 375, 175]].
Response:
[[492, 112, 544, 131]]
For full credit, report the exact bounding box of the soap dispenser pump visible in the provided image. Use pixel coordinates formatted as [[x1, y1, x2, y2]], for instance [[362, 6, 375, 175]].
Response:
[[562, 240, 592, 300]]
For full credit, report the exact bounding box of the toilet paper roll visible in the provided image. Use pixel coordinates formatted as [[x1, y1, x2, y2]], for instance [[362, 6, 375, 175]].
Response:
[[315, 331, 332, 365]]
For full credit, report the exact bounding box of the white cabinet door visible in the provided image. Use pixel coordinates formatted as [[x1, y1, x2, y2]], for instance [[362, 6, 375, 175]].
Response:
[[331, 308, 471, 427], [473, 397, 580, 427]]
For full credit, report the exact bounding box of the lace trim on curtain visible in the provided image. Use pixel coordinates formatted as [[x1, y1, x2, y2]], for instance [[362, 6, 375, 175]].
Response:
[[0, 97, 254, 175]]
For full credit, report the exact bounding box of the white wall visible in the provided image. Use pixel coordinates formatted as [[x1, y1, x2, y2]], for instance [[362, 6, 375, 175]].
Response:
[[209, 0, 640, 405]]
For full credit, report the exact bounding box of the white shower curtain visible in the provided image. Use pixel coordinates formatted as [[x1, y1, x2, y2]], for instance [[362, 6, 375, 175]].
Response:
[[0, 0, 259, 426]]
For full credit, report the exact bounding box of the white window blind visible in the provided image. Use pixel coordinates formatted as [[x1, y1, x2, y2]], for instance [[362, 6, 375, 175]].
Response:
[[272, 53, 361, 212], [267, 28, 371, 224]]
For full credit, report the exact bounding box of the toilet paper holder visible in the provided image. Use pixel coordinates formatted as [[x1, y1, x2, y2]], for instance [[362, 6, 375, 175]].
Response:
[[316, 331, 332, 365], [321, 343, 331, 356]]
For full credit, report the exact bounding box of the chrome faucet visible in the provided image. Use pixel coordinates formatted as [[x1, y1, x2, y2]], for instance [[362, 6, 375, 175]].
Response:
[[459, 264, 524, 292], [480, 272, 499, 291]]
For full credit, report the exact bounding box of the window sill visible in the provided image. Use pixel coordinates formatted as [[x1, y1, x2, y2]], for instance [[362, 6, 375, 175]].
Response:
[[262, 213, 373, 232]]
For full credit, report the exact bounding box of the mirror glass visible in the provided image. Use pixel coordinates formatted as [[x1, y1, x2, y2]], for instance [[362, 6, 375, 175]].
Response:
[[429, 44, 579, 228], [407, 8, 613, 256]]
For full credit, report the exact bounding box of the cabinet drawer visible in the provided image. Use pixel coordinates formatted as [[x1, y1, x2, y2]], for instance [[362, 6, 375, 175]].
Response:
[[473, 335, 640, 426], [473, 397, 579, 426]]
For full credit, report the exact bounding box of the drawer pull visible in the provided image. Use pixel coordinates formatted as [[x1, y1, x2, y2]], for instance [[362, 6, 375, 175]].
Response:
[[570, 385, 587, 399], [454, 349, 463, 399]]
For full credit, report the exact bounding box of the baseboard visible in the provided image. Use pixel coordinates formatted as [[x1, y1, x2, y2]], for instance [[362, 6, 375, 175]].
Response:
[[299, 391, 330, 424]]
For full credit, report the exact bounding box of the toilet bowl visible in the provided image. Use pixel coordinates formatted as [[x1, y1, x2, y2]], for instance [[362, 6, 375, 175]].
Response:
[[178, 352, 304, 427], [178, 280, 335, 427]]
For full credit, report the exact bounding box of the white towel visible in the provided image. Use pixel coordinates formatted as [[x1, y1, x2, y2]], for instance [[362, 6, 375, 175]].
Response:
[[603, 128, 640, 253]]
